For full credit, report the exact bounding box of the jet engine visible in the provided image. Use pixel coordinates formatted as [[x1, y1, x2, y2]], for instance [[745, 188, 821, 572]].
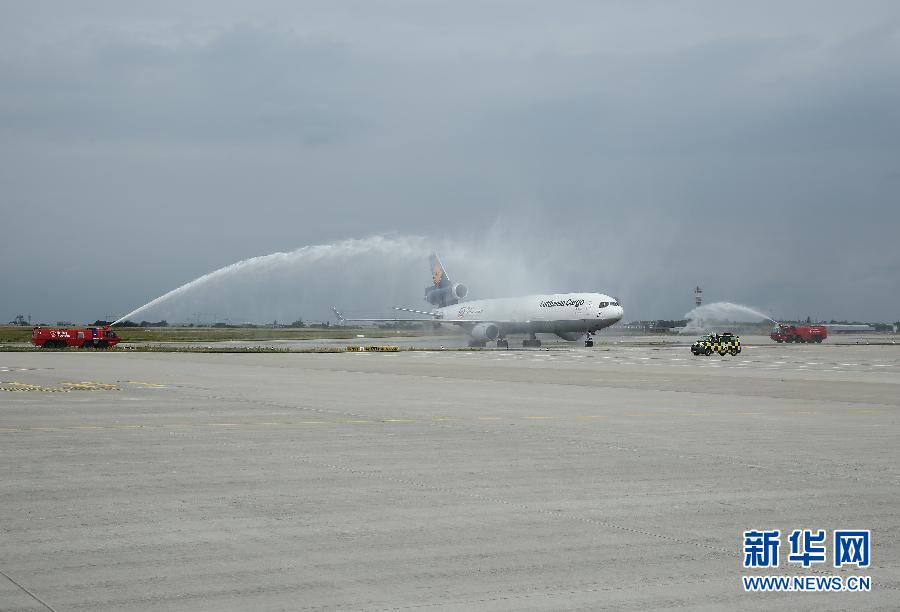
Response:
[[470, 322, 500, 342], [556, 332, 583, 341], [425, 282, 469, 307]]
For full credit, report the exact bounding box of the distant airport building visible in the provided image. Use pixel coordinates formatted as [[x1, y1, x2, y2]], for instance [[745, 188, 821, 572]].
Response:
[[825, 324, 876, 333]]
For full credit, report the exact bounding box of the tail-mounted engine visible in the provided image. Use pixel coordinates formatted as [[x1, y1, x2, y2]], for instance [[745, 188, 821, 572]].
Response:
[[425, 283, 468, 308]]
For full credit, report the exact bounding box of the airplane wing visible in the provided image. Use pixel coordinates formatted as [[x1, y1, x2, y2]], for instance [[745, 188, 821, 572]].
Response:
[[339, 317, 433, 323], [333, 305, 435, 324], [430, 319, 525, 324], [389, 307, 525, 324], [339, 316, 524, 324], [393, 306, 440, 316], [333, 305, 524, 325]]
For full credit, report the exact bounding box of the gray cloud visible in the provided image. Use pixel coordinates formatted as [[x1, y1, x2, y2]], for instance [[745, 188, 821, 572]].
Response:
[[1, 2, 898, 324]]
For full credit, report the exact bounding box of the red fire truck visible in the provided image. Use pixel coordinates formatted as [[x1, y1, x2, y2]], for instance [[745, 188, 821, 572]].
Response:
[[769, 323, 828, 344], [32, 326, 121, 349]]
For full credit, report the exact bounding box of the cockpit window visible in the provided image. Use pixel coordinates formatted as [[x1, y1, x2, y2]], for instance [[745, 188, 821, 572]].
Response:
[[599, 302, 609, 308]]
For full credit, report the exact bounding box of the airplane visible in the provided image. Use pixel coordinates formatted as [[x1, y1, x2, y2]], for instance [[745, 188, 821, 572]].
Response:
[[334, 254, 624, 348]]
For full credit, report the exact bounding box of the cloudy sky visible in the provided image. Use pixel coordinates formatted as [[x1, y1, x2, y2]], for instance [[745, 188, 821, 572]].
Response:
[[1, 1, 898, 324]]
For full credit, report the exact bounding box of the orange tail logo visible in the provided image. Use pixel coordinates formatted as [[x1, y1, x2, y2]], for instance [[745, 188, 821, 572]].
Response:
[[432, 264, 444, 287]]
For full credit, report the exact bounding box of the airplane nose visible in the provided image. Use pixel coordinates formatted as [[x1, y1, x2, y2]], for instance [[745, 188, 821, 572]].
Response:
[[612, 306, 624, 322]]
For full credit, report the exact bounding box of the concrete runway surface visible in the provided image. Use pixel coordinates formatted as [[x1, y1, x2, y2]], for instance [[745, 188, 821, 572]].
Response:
[[1, 342, 898, 610]]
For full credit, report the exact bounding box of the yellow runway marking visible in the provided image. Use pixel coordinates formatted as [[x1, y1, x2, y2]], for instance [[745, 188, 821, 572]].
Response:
[[126, 381, 168, 388], [1, 381, 120, 392], [63, 381, 120, 390]]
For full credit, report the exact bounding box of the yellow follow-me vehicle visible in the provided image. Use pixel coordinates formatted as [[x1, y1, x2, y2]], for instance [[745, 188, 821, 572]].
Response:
[[691, 333, 742, 356]]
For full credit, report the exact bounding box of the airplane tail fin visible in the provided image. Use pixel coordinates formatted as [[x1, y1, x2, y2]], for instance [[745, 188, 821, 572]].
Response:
[[425, 253, 467, 307], [430, 254, 451, 289]]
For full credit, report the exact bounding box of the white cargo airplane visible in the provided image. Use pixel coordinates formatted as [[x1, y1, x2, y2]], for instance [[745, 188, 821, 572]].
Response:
[[334, 254, 623, 348]]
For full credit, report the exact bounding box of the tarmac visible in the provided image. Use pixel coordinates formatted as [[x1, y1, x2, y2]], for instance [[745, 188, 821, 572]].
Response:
[[1, 340, 898, 610]]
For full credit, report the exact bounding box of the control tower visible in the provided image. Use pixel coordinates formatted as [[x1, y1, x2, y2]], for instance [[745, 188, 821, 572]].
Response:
[[694, 286, 702, 329]]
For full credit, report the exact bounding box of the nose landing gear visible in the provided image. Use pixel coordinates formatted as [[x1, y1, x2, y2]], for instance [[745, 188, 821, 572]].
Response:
[[585, 332, 594, 348]]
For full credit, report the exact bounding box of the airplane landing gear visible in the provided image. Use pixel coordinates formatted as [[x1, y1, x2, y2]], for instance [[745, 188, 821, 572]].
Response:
[[496, 338, 509, 349], [522, 332, 541, 348], [585, 332, 594, 348]]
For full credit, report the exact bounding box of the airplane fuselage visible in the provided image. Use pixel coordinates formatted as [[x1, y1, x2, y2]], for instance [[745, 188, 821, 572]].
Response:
[[435, 292, 624, 339]]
